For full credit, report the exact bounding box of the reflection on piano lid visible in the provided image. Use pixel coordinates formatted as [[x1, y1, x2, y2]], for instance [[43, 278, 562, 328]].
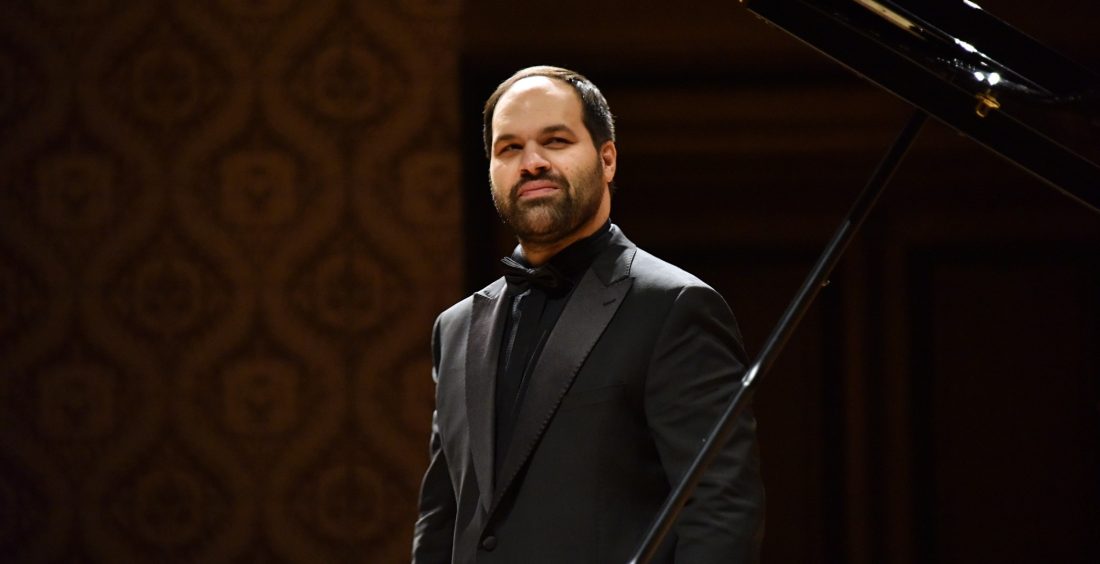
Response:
[[743, 0, 1100, 213], [848, 0, 1097, 101]]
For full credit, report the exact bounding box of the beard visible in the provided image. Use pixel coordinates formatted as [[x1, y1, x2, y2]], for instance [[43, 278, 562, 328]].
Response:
[[490, 156, 604, 246]]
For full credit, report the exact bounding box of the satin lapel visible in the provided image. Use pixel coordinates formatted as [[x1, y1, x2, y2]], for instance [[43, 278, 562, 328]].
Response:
[[490, 268, 633, 512], [466, 281, 508, 513]]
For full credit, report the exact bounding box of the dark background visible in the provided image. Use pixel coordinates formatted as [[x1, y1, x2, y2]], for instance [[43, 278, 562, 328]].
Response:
[[461, 1, 1100, 563], [1, 1, 1097, 562]]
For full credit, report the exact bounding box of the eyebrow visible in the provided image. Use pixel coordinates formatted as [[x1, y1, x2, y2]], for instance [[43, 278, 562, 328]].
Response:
[[494, 124, 577, 146]]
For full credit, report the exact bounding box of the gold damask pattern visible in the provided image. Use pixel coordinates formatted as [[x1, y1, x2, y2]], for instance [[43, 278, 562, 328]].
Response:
[[0, 1, 462, 561]]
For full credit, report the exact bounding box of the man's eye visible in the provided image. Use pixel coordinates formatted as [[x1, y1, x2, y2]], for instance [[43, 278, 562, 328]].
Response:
[[498, 144, 521, 155], [546, 137, 571, 146]]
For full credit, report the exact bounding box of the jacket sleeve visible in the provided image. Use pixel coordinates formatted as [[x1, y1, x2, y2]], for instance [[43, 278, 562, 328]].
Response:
[[412, 317, 456, 563], [644, 285, 765, 564]]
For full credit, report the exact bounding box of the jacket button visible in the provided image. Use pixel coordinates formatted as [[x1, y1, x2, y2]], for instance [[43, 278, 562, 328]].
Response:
[[481, 535, 497, 551]]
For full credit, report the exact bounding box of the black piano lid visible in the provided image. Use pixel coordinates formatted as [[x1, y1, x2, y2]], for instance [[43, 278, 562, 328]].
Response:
[[743, 0, 1100, 213]]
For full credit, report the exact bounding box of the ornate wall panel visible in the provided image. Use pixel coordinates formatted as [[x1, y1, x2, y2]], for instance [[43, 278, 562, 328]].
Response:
[[0, 1, 462, 561]]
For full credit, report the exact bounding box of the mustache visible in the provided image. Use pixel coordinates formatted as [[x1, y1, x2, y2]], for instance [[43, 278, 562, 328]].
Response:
[[510, 170, 568, 199]]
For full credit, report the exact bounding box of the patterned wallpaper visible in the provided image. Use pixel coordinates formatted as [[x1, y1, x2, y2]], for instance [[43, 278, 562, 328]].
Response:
[[0, 0, 462, 561]]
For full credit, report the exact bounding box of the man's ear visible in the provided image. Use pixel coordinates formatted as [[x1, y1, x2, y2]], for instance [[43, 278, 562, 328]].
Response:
[[600, 141, 617, 184]]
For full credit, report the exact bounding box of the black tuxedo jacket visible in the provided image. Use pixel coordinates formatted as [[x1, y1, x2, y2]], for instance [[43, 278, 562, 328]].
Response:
[[413, 226, 764, 564]]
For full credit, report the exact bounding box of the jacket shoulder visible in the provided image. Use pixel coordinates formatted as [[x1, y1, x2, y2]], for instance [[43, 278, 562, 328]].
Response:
[[434, 277, 506, 328], [629, 248, 713, 294]]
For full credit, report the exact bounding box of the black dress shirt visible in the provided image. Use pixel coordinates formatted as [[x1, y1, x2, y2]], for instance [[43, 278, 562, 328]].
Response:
[[493, 220, 614, 476]]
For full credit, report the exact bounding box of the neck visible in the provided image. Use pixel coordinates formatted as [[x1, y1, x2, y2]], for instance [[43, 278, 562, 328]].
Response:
[[519, 199, 610, 266]]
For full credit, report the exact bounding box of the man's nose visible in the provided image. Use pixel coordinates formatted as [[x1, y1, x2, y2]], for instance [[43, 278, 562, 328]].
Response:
[[519, 145, 550, 176]]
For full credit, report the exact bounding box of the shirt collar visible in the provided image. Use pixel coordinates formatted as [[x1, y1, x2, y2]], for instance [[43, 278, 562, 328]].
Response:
[[509, 219, 614, 286]]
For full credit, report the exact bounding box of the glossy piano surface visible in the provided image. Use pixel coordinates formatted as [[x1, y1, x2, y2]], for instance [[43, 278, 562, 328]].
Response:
[[743, 0, 1100, 212]]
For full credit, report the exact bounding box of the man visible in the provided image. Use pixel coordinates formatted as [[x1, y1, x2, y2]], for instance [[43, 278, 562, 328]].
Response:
[[413, 66, 764, 564]]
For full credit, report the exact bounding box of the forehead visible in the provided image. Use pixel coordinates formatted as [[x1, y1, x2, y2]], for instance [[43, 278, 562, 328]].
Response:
[[492, 76, 584, 137]]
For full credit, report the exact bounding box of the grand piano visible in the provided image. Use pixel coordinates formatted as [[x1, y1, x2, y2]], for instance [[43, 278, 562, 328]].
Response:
[[631, 1, 1099, 561]]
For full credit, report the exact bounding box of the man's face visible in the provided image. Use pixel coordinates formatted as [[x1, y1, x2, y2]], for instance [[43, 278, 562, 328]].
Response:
[[488, 76, 612, 246]]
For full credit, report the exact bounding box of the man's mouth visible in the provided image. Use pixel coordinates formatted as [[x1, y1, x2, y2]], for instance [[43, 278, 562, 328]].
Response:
[[516, 180, 561, 200]]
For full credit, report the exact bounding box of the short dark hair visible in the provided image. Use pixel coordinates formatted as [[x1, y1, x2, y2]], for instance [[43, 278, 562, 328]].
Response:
[[482, 66, 615, 158]]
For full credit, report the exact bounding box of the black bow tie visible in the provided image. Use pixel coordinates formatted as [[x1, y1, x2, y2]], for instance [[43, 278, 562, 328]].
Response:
[[501, 256, 567, 291]]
